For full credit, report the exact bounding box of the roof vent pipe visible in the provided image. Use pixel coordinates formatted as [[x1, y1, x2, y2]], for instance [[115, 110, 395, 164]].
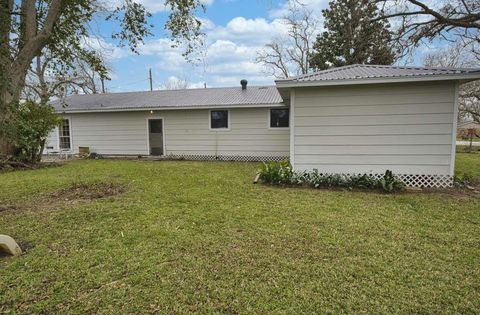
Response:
[[240, 79, 248, 90]]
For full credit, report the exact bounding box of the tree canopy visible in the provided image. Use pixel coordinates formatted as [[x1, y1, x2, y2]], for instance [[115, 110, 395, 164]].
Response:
[[375, 0, 480, 61], [309, 0, 397, 70]]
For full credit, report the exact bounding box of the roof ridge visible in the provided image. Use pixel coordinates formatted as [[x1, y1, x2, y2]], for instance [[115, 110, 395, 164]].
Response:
[[289, 64, 361, 81], [275, 64, 480, 84], [65, 85, 277, 98]]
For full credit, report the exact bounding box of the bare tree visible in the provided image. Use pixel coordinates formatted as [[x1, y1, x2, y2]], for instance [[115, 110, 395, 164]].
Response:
[[256, 3, 319, 78], [162, 77, 190, 90], [424, 42, 480, 123], [23, 53, 110, 104], [375, 0, 480, 59]]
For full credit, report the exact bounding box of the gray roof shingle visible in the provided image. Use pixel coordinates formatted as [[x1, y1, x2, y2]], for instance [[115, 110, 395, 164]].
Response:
[[54, 85, 283, 112], [277, 64, 480, 83]]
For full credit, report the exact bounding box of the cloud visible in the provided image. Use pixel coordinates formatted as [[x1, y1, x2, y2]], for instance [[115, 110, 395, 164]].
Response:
[[82, 37, 131, 61], [268, 0, 329, 19], [134, 0, 214, 13], [208, 17, 287, 46]]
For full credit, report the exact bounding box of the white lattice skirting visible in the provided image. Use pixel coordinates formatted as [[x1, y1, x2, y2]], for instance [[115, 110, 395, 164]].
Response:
[[316, 173, 453, 188], [161, 154, 289, 162]]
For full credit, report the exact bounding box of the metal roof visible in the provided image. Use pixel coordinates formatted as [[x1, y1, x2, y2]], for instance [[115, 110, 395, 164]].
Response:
[[53, 85, 283, 112], [276, 64, 480, 84]]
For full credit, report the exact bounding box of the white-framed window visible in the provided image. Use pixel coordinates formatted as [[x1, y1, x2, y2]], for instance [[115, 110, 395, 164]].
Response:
[[270, 108, 289, 128], [59, 118, 71, 150], [210, 110, 230, 130]]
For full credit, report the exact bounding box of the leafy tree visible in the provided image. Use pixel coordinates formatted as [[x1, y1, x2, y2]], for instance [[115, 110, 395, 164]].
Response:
[[309, 0, 397, 70], [0, 101, 60, 163], [0, 0, 205, 155]]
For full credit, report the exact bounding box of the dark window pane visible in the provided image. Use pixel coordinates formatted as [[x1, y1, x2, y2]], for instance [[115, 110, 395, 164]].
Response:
[[150, 120, 163, 133], [270, 109, 289, 128], [211, 110, 228, 129]]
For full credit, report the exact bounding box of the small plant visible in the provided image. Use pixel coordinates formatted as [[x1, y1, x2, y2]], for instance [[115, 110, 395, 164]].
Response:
[[348, 173, 377, 189], [258, 160, 295, 185], [378, 170, 404, 192]]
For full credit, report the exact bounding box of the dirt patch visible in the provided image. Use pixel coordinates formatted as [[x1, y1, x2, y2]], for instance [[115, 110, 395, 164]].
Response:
[[48, 182, 127, 201], [0, 205, 17, 213]]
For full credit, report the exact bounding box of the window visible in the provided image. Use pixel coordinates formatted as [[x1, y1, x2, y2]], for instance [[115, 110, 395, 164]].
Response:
[[210, 110, 229, 129], [59, 119, 71, 150], [270, 108, 289, 128]]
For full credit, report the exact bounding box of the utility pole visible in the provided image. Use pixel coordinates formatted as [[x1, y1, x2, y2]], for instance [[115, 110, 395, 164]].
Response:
[[149, 68, 153, 91]]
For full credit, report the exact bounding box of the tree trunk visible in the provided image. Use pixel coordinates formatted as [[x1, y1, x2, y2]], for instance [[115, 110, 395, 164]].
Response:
[[0, 88, 17, 156]]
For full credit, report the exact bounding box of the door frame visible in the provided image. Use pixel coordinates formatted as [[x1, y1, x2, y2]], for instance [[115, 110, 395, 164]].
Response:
[[146, 117, 166, 156]]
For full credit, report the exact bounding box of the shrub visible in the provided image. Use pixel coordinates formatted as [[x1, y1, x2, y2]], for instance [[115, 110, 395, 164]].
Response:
[[379, 170, 404, 192], [258, 160, 295, 185], [0, 101, 60, 163], [258, 161, 404, 192]]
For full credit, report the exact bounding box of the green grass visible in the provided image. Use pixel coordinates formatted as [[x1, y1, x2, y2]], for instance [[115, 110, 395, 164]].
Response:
[[456, 151, 480, 180], [0, 155, 479, 314]]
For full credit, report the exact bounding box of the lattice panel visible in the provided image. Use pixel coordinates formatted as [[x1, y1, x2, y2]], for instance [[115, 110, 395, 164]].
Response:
[[397, 174, 453, 188], [315, 172, 453, 188], [161, 154, 289, 162]]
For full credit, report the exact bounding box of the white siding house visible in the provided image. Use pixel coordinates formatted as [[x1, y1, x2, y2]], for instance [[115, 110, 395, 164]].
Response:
[[46, 64, 480, 187], [46, 108, 290, 158]]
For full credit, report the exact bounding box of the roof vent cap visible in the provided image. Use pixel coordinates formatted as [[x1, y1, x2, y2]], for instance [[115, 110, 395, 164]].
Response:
[[240, 79, 248, 90]]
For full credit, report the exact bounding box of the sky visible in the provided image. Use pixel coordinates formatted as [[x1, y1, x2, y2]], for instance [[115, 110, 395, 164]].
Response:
[[89, 0, 438, 93]]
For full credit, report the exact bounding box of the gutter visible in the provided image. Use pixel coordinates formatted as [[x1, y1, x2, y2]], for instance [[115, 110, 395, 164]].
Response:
[[55, 103, 286, 114]]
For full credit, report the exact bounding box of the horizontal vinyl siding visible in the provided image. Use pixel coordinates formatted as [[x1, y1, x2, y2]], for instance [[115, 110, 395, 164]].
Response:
[[63, 108, 289, 157], [43, 128, 59, 153], [293, 81, 456, 175], [164, 108, 289, 156]]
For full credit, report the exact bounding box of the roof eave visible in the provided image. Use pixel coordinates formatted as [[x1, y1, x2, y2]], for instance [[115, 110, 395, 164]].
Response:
[[55, 102, 286, 114], [275, 73, 480, 88]]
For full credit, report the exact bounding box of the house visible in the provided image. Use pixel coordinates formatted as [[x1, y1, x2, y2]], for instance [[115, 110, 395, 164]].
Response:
[[457, 120, 480, 138], [46, 64, 480, 187]]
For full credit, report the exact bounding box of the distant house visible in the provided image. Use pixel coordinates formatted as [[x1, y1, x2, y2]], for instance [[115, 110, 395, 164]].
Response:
[[46, 64, 480, 187], [457, 120, 480, 138]]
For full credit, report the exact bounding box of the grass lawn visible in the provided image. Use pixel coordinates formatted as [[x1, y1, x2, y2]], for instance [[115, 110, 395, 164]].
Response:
[[0, 154, 479, 313], [456, 151, 480, 180]]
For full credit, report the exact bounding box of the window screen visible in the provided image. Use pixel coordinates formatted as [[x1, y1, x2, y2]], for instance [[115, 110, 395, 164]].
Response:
[[210, 110, 229, 129], [270, 109, 289, 128], [59, 119, 71, 150], [149, 120, 163, 133]]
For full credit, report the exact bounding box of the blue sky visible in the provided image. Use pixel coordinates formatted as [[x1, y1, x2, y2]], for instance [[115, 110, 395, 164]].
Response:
[[90, 0, 436, 93]]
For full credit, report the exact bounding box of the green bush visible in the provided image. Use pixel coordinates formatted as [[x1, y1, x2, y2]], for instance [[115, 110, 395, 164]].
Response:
[[1, 101, 60, 163], [379, 170, 404, 192], [258, 160, 295, 185], [258, 161, 404, 192]]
